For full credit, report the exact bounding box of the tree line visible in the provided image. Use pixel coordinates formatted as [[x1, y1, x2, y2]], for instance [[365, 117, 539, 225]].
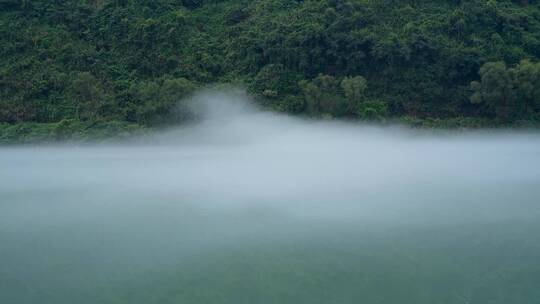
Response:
[[1, 0, 540, 140]]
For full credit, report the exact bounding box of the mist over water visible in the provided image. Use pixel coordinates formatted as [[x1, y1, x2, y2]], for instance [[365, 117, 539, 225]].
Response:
[[2, 90, 540, 304]]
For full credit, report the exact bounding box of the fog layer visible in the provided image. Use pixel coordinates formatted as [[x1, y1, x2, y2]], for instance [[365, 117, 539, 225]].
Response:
[[1, 90, 540, 304]]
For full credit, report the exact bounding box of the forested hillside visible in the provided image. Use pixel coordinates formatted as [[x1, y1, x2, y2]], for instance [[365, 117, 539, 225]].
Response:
[[1, 0, 540, 141]]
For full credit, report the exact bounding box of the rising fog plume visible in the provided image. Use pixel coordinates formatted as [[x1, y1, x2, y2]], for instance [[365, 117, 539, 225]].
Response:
[[1, 90, 540, 304]]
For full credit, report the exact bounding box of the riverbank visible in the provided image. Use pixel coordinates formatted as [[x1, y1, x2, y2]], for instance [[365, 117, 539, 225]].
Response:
[[0, 120, 147, 145], [2, 114, 538, 145]]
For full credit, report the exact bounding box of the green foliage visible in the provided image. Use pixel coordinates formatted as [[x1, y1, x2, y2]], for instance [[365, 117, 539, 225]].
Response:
[[253, 64, 295, 98], [129, 77, 197, 125], [341, 76, 368, 113], [68, 72, 114, 121], [512, 59, 540, 119], [471, 62, 516, 120], [299, 74, 383, 119], [0, 120, 145, 144], [357, 100, 388, 122], [471, 60, 540, 122], [2, 0, 540, 142], [279, 95, 306, 114], [299, 74, 346, 116]]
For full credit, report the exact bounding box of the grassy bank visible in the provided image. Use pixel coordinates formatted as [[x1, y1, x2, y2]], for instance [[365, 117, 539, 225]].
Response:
[[3, 112, 538, 145], [0, 120, 147, 145]]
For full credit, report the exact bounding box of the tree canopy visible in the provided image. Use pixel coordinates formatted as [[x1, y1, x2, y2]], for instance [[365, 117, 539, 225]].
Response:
[[1, 0, 540, 141]]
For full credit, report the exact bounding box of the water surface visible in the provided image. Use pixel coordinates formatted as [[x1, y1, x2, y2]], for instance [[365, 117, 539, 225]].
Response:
[[1, 92, 540, 303]]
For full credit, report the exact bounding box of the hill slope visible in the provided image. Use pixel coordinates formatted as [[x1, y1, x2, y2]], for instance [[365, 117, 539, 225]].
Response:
[[1, 0, 540, 141]]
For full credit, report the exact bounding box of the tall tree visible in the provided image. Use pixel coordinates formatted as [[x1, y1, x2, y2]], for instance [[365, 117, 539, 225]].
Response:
[[341, 76, 367, 114], [471, 62, 516, 121]]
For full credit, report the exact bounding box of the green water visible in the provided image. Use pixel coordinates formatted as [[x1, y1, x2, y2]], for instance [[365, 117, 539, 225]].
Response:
[[2, 191, 539, 304], [2, 127, 540, 303]]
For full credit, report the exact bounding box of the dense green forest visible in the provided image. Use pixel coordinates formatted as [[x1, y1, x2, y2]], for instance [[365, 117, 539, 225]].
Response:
[[1, 0, 540, 142]]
